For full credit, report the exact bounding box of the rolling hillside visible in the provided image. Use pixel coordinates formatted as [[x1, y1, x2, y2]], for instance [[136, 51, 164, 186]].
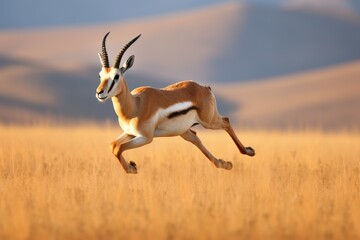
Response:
[[214, 61, 360, 130], [0, 2, 359, 129]]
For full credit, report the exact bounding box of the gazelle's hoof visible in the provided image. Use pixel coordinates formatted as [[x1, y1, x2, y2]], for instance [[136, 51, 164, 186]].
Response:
[[216, 159, 233, 170], [127, 161, 138, 174], [246, 147, 255, 156]]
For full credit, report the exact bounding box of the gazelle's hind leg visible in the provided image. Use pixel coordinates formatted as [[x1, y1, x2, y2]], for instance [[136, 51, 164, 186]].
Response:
[[180, 130, 232, 170], [222, 117, 255, 156], [200, 116, 255, 157]]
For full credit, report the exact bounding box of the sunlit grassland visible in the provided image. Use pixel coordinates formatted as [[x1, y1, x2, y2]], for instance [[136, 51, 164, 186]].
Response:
[[0, 125, 359, 239]]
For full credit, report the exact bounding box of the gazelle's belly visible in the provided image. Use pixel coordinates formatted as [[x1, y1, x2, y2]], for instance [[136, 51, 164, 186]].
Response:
[[154, 111, 198, 137]]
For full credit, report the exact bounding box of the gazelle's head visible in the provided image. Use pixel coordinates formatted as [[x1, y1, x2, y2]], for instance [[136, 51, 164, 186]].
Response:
[[96, 32, 141, 102]]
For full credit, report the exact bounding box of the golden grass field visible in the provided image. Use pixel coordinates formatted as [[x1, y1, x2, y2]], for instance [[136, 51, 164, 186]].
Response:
[[0, 125, 359, 240]]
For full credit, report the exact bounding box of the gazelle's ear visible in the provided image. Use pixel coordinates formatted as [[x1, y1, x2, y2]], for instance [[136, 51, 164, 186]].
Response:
[[125, 55, 135, 70], [98, 53, 104, 67], [121, 55, 135, 74]]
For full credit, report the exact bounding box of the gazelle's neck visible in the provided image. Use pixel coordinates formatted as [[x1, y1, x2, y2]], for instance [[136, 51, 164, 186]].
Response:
[[111, 78, 137, 120]]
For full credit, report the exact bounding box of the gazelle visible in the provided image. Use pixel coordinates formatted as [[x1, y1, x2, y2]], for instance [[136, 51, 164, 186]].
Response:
[[96, 32, 255, 174]]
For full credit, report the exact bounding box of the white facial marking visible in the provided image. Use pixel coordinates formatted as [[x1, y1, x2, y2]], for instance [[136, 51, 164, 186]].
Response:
[[97, 68, 122, 101]]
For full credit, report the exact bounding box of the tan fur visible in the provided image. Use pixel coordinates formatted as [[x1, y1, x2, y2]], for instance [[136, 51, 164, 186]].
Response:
[[130, 81, 214, 122], [96, 79, 109, 94], [96, 36, 254, 174], [99, 77, 255, 174]]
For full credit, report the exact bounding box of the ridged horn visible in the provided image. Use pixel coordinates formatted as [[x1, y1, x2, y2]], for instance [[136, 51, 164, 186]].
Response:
[[101, 32, 110, 68], [113, 34, 141, 69]]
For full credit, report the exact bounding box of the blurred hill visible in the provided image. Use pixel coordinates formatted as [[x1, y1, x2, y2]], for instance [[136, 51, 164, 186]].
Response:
[[214, 60, 360, 130], [0, 0, 231, 29], [0, 2, 359, 129]]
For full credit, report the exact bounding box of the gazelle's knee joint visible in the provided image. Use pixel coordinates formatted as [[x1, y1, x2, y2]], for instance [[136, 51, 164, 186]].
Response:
[[222, 117, 230, 123], [109, 142, 120, 155], [221, 117, 232, 130]]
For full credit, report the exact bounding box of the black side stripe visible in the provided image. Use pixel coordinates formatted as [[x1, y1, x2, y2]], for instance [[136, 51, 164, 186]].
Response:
[[108, 80, 116, 93], [168, 106, 198, 119]]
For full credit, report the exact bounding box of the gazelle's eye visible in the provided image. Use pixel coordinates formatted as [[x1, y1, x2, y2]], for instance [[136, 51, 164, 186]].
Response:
[[114, 74, 120, 81]]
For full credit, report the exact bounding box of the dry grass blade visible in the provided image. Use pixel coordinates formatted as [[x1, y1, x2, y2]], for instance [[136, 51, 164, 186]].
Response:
[[0, 125, 359, 239]]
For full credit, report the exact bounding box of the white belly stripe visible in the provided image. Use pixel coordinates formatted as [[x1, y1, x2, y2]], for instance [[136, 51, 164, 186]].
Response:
[[119, 101, 199, 137], [154, 101, 199, 137], [157, 101, 193, 119]]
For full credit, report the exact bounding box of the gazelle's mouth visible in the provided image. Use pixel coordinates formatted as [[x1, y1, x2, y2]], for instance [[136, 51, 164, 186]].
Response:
[[96, 94, 107, 102]]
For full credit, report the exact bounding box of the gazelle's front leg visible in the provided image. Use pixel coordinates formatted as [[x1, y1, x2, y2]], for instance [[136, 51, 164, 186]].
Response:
[[111, 134, 153, 174], [110, 132, 135, 173]]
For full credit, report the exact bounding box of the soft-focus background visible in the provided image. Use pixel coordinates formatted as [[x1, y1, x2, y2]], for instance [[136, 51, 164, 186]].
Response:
[[1, 1, 360, 240], [1, 0, 359, 129]]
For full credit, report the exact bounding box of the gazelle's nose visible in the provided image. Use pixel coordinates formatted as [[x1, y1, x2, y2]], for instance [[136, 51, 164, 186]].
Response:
[[97, 90, 104, 95]]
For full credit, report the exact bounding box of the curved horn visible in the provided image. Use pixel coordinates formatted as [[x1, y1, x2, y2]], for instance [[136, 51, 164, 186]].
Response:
[[101, 32, 110, 68], [113, 34, 141, 69]]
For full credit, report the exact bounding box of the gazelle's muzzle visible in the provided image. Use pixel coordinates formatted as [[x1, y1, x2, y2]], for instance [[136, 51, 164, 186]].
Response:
[[96, 78, 110, 102], [96, 89, 107, 102]]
